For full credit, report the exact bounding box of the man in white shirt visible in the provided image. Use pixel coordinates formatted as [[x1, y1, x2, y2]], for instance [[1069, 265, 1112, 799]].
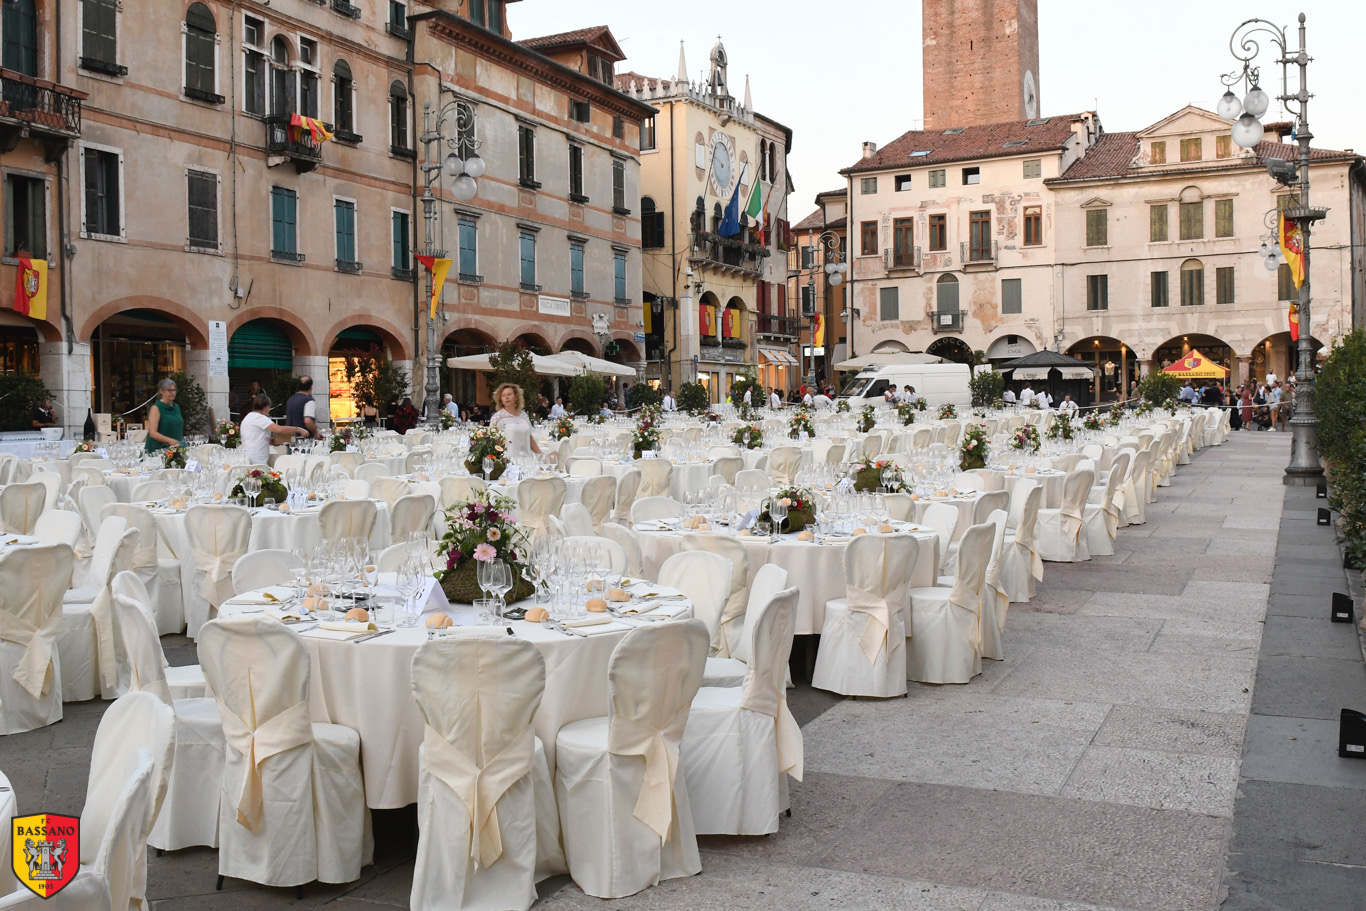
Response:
[[1037, 390, 1053, 409], [442, 394, 461, 419], [1019, 385, 1035, 406], [548, 397, 567, 418], [813, 392, 832, 409], [241, 393, 307, 465], [1266, 371, 1278, 386], [802, 390, 813, 406], [769, 387, 782, 410], [1003, 388, 1017, 404], [742, 387, 752, 407], [661, 390, 677, 412], [1058, 395, 1079, 415]]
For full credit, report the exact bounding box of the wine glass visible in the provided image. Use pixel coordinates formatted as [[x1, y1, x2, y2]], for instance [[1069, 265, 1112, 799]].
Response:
[[488, 561, 513, 619], [396, 558, 422, 628], [770, 498, 789, 537], [476, 558, 497, 621], [243, 476, 261, 509], [482, 455, 495, 482]]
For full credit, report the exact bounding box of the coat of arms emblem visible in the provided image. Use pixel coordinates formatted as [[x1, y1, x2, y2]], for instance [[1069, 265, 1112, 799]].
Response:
[[12, 813, 79, 898]]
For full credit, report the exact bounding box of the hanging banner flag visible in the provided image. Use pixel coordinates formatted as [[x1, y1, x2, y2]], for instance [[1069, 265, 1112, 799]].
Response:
[[1289, 300, 1300, 342], [415, 255, 453, 320], [812, 312, 825, 348], [13, 256, 46, 320], [699, 303, 716, 337], [718, 183, 742, 238], [289, 113, 334, 145], [1279, 212, 1304, 289]]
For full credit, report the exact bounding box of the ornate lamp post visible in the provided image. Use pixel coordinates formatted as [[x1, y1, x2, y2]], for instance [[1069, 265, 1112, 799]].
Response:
[[417, 96, 484, 423], [802, 229, 846, 386], [1218, 13, 1325, 485]]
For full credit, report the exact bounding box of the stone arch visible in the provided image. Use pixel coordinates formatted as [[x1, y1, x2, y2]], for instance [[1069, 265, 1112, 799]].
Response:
[[925, 336, 973, 365], [559, 332, 600, 357], [608, 334, 642, 362], [226, 306, 313, 357], [0, 308, 61, 343], [319, 315, 411, 361], [81, 297, 209, 348]]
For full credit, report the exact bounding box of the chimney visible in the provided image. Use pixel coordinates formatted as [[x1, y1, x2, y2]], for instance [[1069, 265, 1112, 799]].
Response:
[[862, 141, 878, 159]]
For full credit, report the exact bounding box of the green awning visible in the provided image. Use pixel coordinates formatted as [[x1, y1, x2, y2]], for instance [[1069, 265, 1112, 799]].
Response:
[[229, 320, 293, 370]]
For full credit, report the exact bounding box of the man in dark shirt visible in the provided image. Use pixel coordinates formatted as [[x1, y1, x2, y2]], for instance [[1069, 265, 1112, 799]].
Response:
[[284, 377, 320, 439], [30, 398, 56, 430]]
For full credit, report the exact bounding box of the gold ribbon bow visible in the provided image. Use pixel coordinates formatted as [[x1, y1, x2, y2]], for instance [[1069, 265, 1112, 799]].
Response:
[[194, 546, 246, 602], [217, 679, 313, 831], [609, 709, 691, 839], [0, 602, 60, 699], [421, 723, 535, 868]]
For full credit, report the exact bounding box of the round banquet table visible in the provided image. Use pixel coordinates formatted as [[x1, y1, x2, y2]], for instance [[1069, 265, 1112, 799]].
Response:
[[633, 524, 939, 636], [912, 492, 984, 542], [1002, 469, 1067, 510], [219, 582, 692, 809]]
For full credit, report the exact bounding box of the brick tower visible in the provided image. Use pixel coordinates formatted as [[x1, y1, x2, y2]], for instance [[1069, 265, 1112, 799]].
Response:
[[922, 0, 1040, 130]]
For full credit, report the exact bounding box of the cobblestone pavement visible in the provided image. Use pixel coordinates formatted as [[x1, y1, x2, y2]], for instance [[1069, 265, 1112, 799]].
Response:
[[8, 431, 1357, 910]]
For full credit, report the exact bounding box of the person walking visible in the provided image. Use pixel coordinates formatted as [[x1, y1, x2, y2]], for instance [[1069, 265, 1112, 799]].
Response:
[[489, 383, 543, 457], [285, 376, 321, 439], [1240, 385, 1254, 430], [144, 378, 184, 454]]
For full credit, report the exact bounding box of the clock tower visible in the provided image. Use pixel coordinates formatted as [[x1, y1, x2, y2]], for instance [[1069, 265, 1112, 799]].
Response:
[[922, 0, 1040, 130]]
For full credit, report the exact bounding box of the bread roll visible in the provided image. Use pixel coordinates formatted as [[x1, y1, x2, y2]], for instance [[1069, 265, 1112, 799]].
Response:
[[525, 607, 549, 622], [586, 597, 608, 613], [344, 607, 370, 623], [852, 528, 868, 536], [608, 588, 632, 602], [425, 612, 453, 629], [879, 523, 895, 533], [796, 530, 815, 542]]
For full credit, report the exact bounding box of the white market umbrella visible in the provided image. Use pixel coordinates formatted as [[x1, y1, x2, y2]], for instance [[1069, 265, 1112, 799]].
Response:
[[833, 351, 945, 370], [543, 351, 638, 378], [445, 352, 579, 377]]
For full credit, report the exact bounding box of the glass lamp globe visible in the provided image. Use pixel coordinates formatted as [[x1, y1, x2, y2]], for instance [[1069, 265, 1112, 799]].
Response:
[[1259, 242, 1271, 258], [1231, 113, 1264, 149], [442, 152, 462, 177], [1216, 89, 1242, 120], [1264, 253, 1279, 271], [463, 154, 486, 179], [1243, 84, 1270, 118], [452, 173, 478, 202], [824, 261, 837, 275], [828, 272, 844, 286]]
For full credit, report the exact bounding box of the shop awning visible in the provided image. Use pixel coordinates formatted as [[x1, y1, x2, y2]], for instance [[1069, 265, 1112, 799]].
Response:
[[1011, 367, 1051, 381], [1058, 366, 1097, 380], [759, 347, 798, 367], [1162, 349, 1228, 378]]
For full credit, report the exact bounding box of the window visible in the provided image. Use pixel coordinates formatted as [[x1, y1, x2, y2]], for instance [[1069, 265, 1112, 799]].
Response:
[[892, 217, 914, 266], [1179, 200, 1203, 240], [614, 249, 628, 303], [457, 216, 477, 279], [641, 197, 665, 249], [82, 146, 121, 238], [1151, 271, 1169, 307], [612, 158, 627, 212], [2, 0, 38, 77], [879, 286, 899, 321], [81, 0, 122, 75], [969, 210, 991, 260], [1150, 204, 1168, 242], [333, 61, 355, 136], [4, 174, 46, 257], [612, 117, 623, 140], [1216, 266, 1235, 304], [962, 166, 980, 185], [568, 144, 584, 199], [1150, 141, 1166, 164], [928, 169, 946, 188], [860, 177, 877, 195], [242, 16, 265, 115], [1023, 206, 1042, 246], [767, 142, 777, 182], [186, 169, 218, 250], [519, 230, 537, 289], [389, 1, 407, 32], [1216, 135, 1232, 159], [298, 38, 319, 119], [800, 245, 815, 269], [469, 0, 503, 31], [1179, 137, 1202, 162], [1001, 278, 1022, 314], [518, 125, 536, 184], [1086, 274, 1108, 311], [184, 3, 218, 100], [334, 199, 357, 269], [270, 186, 298, 259], [1023, 158, 1042, 179], [929, 213, 947, 251], [389, 81, 409, 151], [641, 116, 656, 151], [569, 100, 590, 123], [587, 52, 613, 84], [1180, 259, 1204, 306], [894, 174, 912, 192], [269, 37, 294, 116], [936, 274, 958, 314], [1278, 263, 1296, 301], [1085, 208, 1107, 246], [392, 210, 411, 274], [759, 140, 769, 181], [570, 242, 585, 297], [860, 220, 877, 256], [1215, 198, 1234, 237]]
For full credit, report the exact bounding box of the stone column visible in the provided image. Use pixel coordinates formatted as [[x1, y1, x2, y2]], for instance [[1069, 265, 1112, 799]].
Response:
[[1236, 356, 1252, 390], [40, 341, 91, 438], [293, 355, 330, 430], [185, 347, 227, 436], [395, 359, 415, 407]]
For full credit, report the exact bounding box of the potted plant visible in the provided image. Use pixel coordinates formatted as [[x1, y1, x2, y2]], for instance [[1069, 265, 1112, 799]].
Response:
[[466, 425, 509, 479], [960, 423, 989, 470], [857, 405, 876, 434], [216, 419, 241, 449], [631, 413, 660, 459], [436, 492, 535, 604]]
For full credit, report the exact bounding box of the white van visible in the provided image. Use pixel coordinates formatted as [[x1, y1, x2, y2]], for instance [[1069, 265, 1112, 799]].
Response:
[[837, 363, 972, 409]]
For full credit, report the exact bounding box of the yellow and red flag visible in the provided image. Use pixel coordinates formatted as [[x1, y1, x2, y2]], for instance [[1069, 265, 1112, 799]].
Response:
[[1289, 301, 1300, 341], [1279, 212, 1304, 289], [13, 813, 79, 898], [415, 255, 453, 320], [13, 256, 46, 320], [288, 113, 333, 145], [812, 312, 825, 348]]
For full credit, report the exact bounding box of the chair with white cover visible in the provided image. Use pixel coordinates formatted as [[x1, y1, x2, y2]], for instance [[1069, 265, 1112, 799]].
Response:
[[979, 511, 1010, 661], [353, 462, 392, 486], [861, 435, 882, 460], [34, 509, 82, 548], [0, 544, 71, 734], [579, 476, 616, 532], [559, 504, 595, 538], [59, 519, 139, 702], [700, 563, 789, 688], [907, 521, 993, 684], [657, 551, 730, 644], [199, 617, 372, 891], [0, 481, 46, 534], [812, 535, 919, 697], [376, 543, 413, 572], [613, 468, 640, 523], [767, 447, 802, 485], [681, 586, 801, 835], [29, 470, 61, 512], [112, 572, 223, 851], [102, 502, 183, 636], [966, 468, 1006, 491], [515, 476, 566, 537], [1122, 447, 1153, 525], [825, 443, 846, 465], [920, 502, 958, 572], [340, 478, 370, 501], [184, 505, 251, 639], [564, 535, 628, 574], [567, 458, 602, 478], [439, 476, 486, 511], [971, 490, 1010, 525], [629, 496, 683, 525], [1036, 469, 1094, 563], [733, 468, 769, 492], [370, 477, 412, 510], [555, 621, 709, 898], [230, 549, 305, 594], [391, 494, 437, 541], [62, 474, 87, 518], [131, 480, 169, 503], [599, 523, 643, 577], [884, 493, 915, 522], [711, 456, 742, 486], [999, 483, 1043, 603], [318, 499, 378, 543], [272, 454, 306, 476], [75, 465, 108, 488], [329, 451, 364, 476], [636, 459, 672, 498], [0, 452, 15, 485], [410, 636, 562, 911], [952, 472, 986, 493], [681, 533, 750, 657], [79, 484, 117, 544], [1085, 452, 1128, 556]]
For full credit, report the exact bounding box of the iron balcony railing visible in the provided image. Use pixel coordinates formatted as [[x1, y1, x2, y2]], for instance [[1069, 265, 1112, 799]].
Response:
[[886, 245, 922, 272], [757, 313, 799, 338], [931, 309, 967, 333], [264, 114, 327, 167], [0, 69, 82, 136], [960, 240, 998, 265], [689, 232, 767, 276]]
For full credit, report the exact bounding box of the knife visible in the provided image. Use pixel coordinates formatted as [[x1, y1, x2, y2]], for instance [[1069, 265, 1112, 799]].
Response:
[[352, 628, 397, 644]]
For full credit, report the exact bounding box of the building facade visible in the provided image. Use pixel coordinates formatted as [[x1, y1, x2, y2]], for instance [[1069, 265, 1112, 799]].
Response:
[[789, 188, 848, 386], [617, 38, 794, 404], [923, 0, 1040, 130]]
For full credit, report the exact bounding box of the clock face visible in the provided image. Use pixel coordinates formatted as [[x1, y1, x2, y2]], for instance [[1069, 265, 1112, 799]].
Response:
[[709, 132, 736, 198], [1023, 71, 1038, 119]]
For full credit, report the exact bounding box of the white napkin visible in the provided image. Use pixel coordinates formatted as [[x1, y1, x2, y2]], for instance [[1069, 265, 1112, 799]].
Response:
[[564, 614, 614, 628], [226, 587, 292, 606], [622, 600, 689, 618], [301, 627, 367, 641], [320, 619, 378, 633], [265, 605, 304, 622], [563, 616, 632, 636]]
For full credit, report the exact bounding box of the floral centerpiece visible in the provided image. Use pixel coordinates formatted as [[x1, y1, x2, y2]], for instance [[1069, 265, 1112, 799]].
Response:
[[1011, 424, 1041, 453], [850, 458, 908, 493], [938, 403, 957, 420], [436, 491, 535, 604], [856, 405, 876, 434], [1132, 401, 1154, 418], [789, 408, 815, 439], [549, 414, 575, 441], [1046, 412, 1076, 441], [162, 445, 187, 470], [916, 398, 928, 412], [836, 399, 851, 413], [735, 402, 759, 422], [732, 422, 764, 450], [631, 413, 660, 458], [960, 423, 989, 470], [73, 440, 99, 454], [702, 410, 723, 425], [896, 402, 918, 426], [991, 397, 1007, 410], [586, 412, 608, 425], [216, 419, 241, 449], [330, 425, 364, 453], [230, 467, 287, 503], [1082, 410, 1107, 432], [438, 409, 457, 431], [639, 403, 663, 424], [466, 425, 509, 479], [760, 486, 816, 533]]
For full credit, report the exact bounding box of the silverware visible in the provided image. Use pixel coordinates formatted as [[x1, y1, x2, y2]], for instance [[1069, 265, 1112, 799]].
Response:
[[352, 628, 397, 644], [540, 618, 585, 637]]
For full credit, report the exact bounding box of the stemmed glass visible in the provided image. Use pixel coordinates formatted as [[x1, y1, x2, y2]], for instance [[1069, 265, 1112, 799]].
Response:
[[243, 476, 261, 509], [482, 456, 495, 482], [396, 558, 422, 628], [770, 498, 789, 537], [487, 561, 513, 620]]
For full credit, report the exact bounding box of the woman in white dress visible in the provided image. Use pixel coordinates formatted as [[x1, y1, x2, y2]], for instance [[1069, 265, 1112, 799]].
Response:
[[489, 383, 542, 457]]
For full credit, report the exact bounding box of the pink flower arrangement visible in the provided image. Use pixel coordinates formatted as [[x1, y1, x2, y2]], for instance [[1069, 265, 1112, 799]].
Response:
[[473, 543, 497, 562]]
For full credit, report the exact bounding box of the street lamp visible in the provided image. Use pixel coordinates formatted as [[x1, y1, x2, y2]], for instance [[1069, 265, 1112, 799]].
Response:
[[418, 96, 484, 423], [802, 229, 845, 387], [1218, 13, 1326, 485]]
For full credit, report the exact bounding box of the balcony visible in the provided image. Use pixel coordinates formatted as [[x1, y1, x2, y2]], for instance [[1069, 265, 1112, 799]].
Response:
[[331, 0, 362, 18], [931, 309, 967, 333], [335, 259, 362, 274], [391, 267, 416, 282], [614, 297, 631, 308], [689, 232, 769, 277], [885, 245, 922, 273], [386, 20, 412, 40], [757, 313, 799, 339], [265, 114, 328, 173], [959, 240, 998, 270], [570, 289, 589, 300], [0, 69, 84, 156], [699, 340, 749, 364]]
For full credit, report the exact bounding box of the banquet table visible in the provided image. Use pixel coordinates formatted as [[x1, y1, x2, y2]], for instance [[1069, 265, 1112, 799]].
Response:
[[0, 439, 76, 461], [219, 579, 693, 809], [1003, 469, 1067, 510], [0, 769, 13, 896], [911, 491, 985, 541]]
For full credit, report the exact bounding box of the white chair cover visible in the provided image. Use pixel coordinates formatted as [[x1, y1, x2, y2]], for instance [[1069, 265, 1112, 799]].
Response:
[[230, 549, 305, 594], [0, 544, 71, 734], [599, 523, 643, 577], [1036, 469, 1094, 563], [733, 468, 768, 491], [567, 458, 602, 478], [0, 452, 15, 485], [59, 522, 138, 702], [184, 505, 251, 639], [578, 476, 616, 532], [979, 511, 1010, 661], [681, 533, 750, 657], [636, 460, 672, 498], [658, 551, 731, 642], [354, 462, 391, 485], [329, 451, 365, 476], [559, 503, 595, 537], [555, 622, 709, 898], [884, 493, 915, 522], [612, 468, 640, 523], [825, 443, 847, 464], [515, 476, 566, 536], [391, 493, 437, 541], [1000, 483, 1043, 602], [767, 447, 802, 485], [370, 476, 412, 510], [102, 502, 182, 637], [920, 502, 958, 571], [972, 490, 1010, 525], [563, 535, 628, 574], [711, 456, 742, 486], [79, 485, 117, 546], [439, 476, 487, 511], [318, 499, 378, 542], [0, 482, 46, 534], [629, 496, 683, 525], [130, 480, 169, 503], [34, 510, 81, 548], [907, 521, 993, 684], [29, 471, 60, 513]]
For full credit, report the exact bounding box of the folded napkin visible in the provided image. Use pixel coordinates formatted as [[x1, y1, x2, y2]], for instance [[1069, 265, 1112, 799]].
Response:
[[621, 600, 689, 618], [564, 614, 614, 628], [564, 617, 633, 636], [226, 588, 291, 606], [265, 605, 303, 622], [301, 627, 369, 641]]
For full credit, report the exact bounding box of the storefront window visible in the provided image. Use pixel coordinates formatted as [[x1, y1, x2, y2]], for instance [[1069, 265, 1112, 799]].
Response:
[[92, 311, 186, 422]]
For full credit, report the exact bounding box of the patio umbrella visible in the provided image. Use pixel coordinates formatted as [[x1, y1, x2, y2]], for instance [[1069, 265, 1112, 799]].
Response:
[[444, 353, 579, 377], [542, 351, 638, 378], [833, 351, 945, 370], [1162, 349, 1228, 378]]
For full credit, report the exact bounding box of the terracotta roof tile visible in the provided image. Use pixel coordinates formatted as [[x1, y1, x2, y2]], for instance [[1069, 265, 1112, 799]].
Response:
[[842, 114, 1089, 175], [1050, 132, 1357, 183], [520, 25, 623, 60], [792, 209, 825, 231]]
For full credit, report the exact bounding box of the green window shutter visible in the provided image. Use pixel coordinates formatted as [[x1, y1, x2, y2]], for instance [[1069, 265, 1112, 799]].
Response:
[[1001, 278, 1022, 314], [228, 320, 293, 370]]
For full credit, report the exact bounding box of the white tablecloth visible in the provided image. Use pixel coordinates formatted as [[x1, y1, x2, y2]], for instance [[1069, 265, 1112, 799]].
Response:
[[0, 439, 75, 460], [1003, 470, 1067, 510], [0, 768, 14, 896], [912, 493, 983, 542]]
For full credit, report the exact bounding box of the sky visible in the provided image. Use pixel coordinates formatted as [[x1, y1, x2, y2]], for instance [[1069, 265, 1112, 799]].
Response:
[[510, 0, 1366, 219]]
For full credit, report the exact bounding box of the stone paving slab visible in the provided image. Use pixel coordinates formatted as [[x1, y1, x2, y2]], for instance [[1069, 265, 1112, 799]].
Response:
[[1221, 853, 1366, 910], [1227, 779, 1366, 866], [1058, 745, 1239, 816], [1238, 714, 1366, 790], [1248, 656, 1366, 720], [1090, 705, 1246, 759]]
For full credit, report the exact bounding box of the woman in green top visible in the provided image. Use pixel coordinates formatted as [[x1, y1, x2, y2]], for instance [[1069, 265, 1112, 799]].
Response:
[[144, 377, 184, 453]]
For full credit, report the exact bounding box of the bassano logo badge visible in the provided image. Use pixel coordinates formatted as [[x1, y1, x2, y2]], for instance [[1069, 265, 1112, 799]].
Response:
[[12, 814, 79, 898]]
